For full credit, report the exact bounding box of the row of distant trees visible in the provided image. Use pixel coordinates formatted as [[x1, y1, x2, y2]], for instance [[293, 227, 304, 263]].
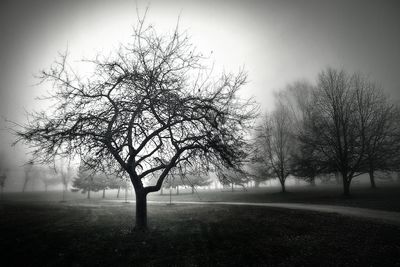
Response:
[[71, 165, 130, 199], [71, 163, 214, 198], [252, 68, 400, 195], [0, 161, 72, 197]]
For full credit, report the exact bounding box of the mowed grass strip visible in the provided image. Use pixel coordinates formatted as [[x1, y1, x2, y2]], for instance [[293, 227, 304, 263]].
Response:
[[0, 201, 399, 267]]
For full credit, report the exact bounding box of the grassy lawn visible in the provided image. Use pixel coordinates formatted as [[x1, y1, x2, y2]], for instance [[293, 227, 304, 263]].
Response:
[[1, 200, 399, 266], [145, 184, 400, 212]]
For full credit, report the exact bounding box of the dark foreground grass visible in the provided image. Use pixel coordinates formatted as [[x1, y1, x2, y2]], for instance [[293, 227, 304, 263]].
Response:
[[0, 201, 399, 267]]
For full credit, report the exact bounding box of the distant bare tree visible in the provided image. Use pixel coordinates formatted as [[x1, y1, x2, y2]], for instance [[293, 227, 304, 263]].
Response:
[[256, 102, 294, 193], [40, 167, 61, 192], [108, 173, 129, 198], [22, 160, 34, 192], [58, 161, 73, 202], [0, 169, 7, 200], [301, 68, 382, 195], [275, 81, 327, 186], [13, 14, 257, 229], [357, 83, 399, 188], [216, 166, 249, 192], [179, 164, 212, 194], [247, 161, 271, 188], [0, 153, 8, 199]]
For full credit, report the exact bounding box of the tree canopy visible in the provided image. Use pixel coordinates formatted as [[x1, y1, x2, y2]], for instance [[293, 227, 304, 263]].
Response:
[[13, 14, 257, 229]]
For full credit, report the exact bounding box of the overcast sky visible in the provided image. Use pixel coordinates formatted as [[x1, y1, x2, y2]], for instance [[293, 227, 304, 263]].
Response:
[[1, 0, 400, 184]]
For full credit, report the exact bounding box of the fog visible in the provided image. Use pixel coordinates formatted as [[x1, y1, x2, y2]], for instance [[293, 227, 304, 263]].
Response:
[[1, 0, 400, 188]]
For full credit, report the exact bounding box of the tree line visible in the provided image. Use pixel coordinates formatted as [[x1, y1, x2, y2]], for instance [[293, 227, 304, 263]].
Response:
[[252, 68, 400, 196]]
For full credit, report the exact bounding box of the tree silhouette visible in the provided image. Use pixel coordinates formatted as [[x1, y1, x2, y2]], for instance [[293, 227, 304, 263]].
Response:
[[22, 160, 34, 192], [0, 170, 7, 200], [357, 86, 399, 188], [255, 102, 294, 193], [0, 153, 8, 199], [13, 14, 256, 229], [299, 69, 391, 195]]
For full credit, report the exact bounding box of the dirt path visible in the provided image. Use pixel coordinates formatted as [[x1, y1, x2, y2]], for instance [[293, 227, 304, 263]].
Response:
[[140, 200, 400, 226]]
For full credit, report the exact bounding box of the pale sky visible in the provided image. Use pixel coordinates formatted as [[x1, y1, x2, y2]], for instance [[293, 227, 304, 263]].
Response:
[[1, 0, 400, 187]]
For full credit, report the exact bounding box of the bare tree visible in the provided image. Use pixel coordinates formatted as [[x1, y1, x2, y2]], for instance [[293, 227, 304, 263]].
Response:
[[13, 14, 256, 229], [0, 152, 8, 199], [273, 80, 326, 186], [40, 167, 61, 192], [108, 173, 129, 198], [0, 168, 7, 200], [301, 68, 375, 196], [22, 160, 34, 192], [256, 102, 294, 193], [58, 161, 73, 202], [357, 83, 399, 188], [246, 160, 271, 188], [216, 166, 249, 192], [179, 164, 212, 194]]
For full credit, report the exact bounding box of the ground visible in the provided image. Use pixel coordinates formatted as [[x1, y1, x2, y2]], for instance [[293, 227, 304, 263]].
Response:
[[1, 184, 400, 266]]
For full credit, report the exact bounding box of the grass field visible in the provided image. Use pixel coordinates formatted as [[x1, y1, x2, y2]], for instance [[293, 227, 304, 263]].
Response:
[[1, 198, 400, 266], [1, 184, 400, 266], [148, 183, 400, 212]]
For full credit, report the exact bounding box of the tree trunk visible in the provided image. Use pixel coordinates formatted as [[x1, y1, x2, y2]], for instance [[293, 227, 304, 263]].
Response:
[[231, 183, 234, 192], [160, 187, 163, 195], [342, 178, 351, 196], [62, 187, 65, 202], [117, 186, 120, 198], [191, 186, 194, 194], [102, 188, 106, 198], [369, 170, 376, 189], [176, 186, 179, 195], [280, 182, 286, 193], [279, 178, 286, 193], [135, 190, 148, 230], [1, 186, 3, 200], [22, 179, 28, 193], [87, 190, 91, 199], [309, 178, 316, 187], [125, 186, 128, 203], [254, 181, 260, 188]]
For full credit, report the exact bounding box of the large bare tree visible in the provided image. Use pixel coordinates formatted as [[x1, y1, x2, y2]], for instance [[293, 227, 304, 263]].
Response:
[[13, 15, 256, 229]]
